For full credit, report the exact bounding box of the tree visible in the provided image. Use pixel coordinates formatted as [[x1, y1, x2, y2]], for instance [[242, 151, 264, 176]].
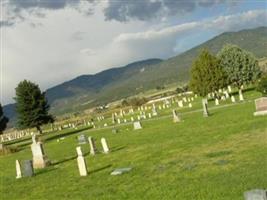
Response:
[[14, 80, 54, 134], [189, 49, 227, 97], [257, 74, 267, 96], [217, 44, 261, 100], [0, 103, 9, 134]]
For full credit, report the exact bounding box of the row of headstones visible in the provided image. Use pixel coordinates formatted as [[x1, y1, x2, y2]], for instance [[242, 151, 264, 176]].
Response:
[[0, 130, 36, 143], [208, 85, 245, 106], [73, 137, 110, 176]]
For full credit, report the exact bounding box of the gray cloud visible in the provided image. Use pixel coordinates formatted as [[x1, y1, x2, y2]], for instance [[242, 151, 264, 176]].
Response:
[[104, 0, 231, 22], [0, 20, 14, 27], [2, 0, 96, 27]]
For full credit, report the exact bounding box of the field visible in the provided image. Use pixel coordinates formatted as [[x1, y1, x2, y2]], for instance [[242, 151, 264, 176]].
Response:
[[0, 90, 267, 200]]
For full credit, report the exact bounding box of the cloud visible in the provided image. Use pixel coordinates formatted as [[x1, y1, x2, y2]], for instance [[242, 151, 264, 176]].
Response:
[[80, 48, 96, 56], [2, 0, 96, 27], [109, 9, 267, 58], [104, 0, 233, 22]]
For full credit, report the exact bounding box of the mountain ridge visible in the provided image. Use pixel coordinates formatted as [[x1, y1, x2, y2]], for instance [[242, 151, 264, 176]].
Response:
[[4, 26, 267, 124]]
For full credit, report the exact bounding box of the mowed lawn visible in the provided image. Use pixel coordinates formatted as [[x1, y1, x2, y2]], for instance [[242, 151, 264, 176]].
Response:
[[0, 92, 267, 200]]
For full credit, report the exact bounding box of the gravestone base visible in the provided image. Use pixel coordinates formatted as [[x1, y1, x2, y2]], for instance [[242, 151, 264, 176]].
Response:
[[244, 189, 267, 200], [254, 110, 267, 116], [33, 156, 50, 169]]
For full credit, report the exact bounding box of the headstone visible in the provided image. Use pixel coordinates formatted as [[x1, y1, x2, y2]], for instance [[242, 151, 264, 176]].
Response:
[[110, 167, 132, 175], [31, 135, 50, 169], [101, 138, 109, 154], [23, 160, 34, 177], [172, 110, 181, 123], [239, 89, 244, 101], [152, 107, 157, 116], [76, 147, 88, 176], [215, 98, 219, 105], [88, 137, 97, 155], [112, 129, 118, 134], [15, 160, 22, 179], [178, 100, 184, 108], [228, 85, 232, 93], [77, 134, 87, 144], [202, 99, 209, 117], [231, 95, 236, 103], [131, 117, 134, 122], [188, 103, 192, 108], [244, 189, 267, 200], [254, 97, 267, 116], [112, 113, 116, 124], [117, 119, 121, 124], [148, 113, 152, 118], [224, 91, 230, 99], [133, 121, 142, 130]]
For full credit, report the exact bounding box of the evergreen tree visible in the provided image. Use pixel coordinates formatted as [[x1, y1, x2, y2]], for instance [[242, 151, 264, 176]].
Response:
[[0, 103, 9, 134], [189, 49, 227, 97], [14, 80, 54, 134], [217, 44, 261, 100]]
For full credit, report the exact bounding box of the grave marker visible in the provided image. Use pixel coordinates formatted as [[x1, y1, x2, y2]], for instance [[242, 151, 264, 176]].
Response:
[[254, 97, 267, 116], [76, 147, 88, 176], [101, 138, 109, 154], [133, 121, 142, 130]]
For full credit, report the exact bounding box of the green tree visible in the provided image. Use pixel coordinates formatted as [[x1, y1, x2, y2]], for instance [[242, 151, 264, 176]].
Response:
[[189, 49, 227, 97], [217, 44, 261, 100], [189, 49, 227, 117], [14, 80, 54, 134], [0, 103, 9, 134], [257, 74, 267, 96]]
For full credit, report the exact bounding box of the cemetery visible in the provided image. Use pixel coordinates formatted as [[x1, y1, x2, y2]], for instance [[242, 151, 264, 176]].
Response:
[[1, 3, 267, 198], [0, 87, 266, 199]]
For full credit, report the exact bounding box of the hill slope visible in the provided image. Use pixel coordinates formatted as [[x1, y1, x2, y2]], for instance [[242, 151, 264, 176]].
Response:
[[4, 27, 267, 121]]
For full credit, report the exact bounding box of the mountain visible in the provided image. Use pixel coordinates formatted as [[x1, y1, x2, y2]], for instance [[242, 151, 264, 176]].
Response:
[[4, 27, 267, 123]]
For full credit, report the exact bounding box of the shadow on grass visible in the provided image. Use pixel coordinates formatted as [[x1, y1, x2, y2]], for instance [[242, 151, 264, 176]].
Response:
[[206, 150, 232, 158], [89, 164, 112, 175], [111, 146, 126, 153], [44, 127, 92, 142], [52, 155, 77, 165], [35, 166, 58, 176]]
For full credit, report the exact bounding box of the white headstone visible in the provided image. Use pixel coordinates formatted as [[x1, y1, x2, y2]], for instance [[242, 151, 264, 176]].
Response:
[[15, 160, 22, 179], [178, 101, 183, 108], [231, 95, 236, 103], [101, 138, 109, 154], [31, 135, 50, 169], [227, 85, 232, 93], [188, 103, 192, 108], [215, 98, 219, 105], [133, 121, 142, 130], [172, 110, 181, 123], [88, 137, 97, 155], [76, 147, 88, 176]]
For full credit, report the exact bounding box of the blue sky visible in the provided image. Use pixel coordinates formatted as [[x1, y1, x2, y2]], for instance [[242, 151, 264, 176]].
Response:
[[1, 0, 267, 105]]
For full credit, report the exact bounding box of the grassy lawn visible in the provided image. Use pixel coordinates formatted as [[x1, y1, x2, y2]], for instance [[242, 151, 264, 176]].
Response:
[[0, 91, 267, 200]]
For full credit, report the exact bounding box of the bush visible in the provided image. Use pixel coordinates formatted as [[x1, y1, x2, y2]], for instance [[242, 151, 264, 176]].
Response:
[[257, 74, 267, 96], [121, 97, 148, 107]]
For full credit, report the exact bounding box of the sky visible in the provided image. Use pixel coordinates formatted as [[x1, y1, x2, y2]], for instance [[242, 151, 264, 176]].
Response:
[[0, 0, 267, 105]]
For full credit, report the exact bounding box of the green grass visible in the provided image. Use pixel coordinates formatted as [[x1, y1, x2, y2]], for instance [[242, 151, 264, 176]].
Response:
[[0, 91, 267, 200]]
